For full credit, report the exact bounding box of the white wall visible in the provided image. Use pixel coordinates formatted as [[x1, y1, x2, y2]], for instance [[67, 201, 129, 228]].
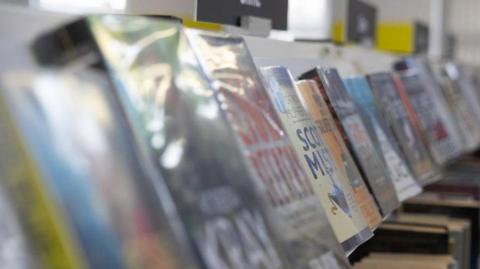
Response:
[[446, 0, 480, 65]]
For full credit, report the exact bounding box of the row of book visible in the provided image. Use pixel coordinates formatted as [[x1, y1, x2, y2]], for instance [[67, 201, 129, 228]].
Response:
[[1, 14, 480, 269]]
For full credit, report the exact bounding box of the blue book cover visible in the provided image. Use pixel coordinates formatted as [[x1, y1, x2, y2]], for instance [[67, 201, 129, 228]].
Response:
[[343, 76, 421, 202], [300, 68, 399, 217]]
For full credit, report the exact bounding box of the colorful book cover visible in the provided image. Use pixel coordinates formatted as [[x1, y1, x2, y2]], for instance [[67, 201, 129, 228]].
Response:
[[185, 29, 355, 265], [295, 79, 382, 228], [396, 58, 464, 160], [259, 66, 372, 254], [0, 73, 89, 269], [367, 72, 438, 186], [1, 69, 199, 269], [397, 71, 460, 165], [300, 68, 400, 217], [343, 76, 422, 202], [429, 61, 480, 152], [90, 16, 291, 269]]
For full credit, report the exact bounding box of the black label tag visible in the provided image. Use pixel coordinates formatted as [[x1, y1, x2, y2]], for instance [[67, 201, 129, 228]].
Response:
[[347, 0, 377, 46], [196, 0, 288, 30]]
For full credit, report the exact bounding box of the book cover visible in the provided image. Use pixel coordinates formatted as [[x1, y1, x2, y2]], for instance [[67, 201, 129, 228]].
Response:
[[396, 71, 460, 165], [0, 73, 89, 269], [394, 58, 464, 160], [295, 79, 382, 228], [444, 62, 480, 150], [90, 16, 291, 269], [1, 69, 199, 269], [343, 76, 422, 202], [430, 62, 480, 152], [367, 72, 437, 186], [184, 29, 355, 266], [300, 68, 399, 217], [259, 66, 372, 254]]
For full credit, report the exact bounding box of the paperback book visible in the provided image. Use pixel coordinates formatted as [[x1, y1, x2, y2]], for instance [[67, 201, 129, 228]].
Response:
[[295, 79, 382, 228], [367, 72, 438, 186], [185, 28, 357, 265], [259, 66, 372, 254], [396, 71, 460, 165], [343, 76, 422, 202], [90, 16, 291, 269], [430, 62, 480, 152], [300, 68, 400, 217], [394, 58, 464, 159]]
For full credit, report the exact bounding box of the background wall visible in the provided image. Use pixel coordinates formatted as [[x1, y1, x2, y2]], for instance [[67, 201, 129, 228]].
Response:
[[446, 0, 480, 65]]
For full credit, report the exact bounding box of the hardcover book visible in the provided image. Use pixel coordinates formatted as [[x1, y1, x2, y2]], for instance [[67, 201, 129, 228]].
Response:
[[403, 194, 480, 269], [396, 213, 471, 269], [184, 28, 356, 265], [258, 66, 372, 254], [367, 72, 437, 186], [396, 71, 460, 165], [354, 253, 457, 269], [90, 16, 291, 269], [350, 222, 450, 264], [295, 79, 382, 228], [300, 68, 399, 217], [343, 76, 422, 202]]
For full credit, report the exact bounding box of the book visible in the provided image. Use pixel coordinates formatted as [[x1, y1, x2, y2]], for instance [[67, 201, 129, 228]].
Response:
[[396, 71, 461, 165], [295, 79, 382, 229], [396, 213, 471, 269], [0, 72, 91, 269], [350, 221, 451, 264], [89, 16, 292, 269], [367, 72, 438, 186], [184, 28, 355, 266], [394, 58, 464, 159], [444, 62, 480, 132], [403, 193, 480, 269], [258, 66, 372, 254], [354, 253, 458, 269], [429, 61, 480, 152], [300, 68, 400, 217], [343, 76, 422, 202], [2, 68, 211, 269]]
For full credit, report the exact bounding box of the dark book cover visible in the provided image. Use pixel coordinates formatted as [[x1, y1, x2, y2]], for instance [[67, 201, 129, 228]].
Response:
[[89, 16, 291, 269], [367, 72, 438, 186], [300, 68, 399, 217], [185, 29, 355, 266], [343, 76, 421, 202]]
